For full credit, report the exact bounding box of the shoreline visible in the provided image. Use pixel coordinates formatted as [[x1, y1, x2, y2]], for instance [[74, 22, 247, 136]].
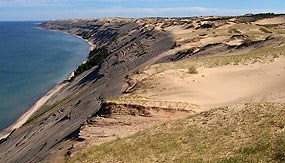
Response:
[[43, 27, 95, 51], [0, 27, 92, 142], [0, 82, 67, 141], [40, 28, 95, 81]]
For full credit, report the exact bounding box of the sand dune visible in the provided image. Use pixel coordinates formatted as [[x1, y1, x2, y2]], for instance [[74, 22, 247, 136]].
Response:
[[255, 16, 285, 25], [132, 56, 285, 108]]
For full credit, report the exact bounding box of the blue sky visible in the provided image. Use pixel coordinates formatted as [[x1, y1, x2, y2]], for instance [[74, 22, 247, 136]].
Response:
[[0, 0, 285, 21]]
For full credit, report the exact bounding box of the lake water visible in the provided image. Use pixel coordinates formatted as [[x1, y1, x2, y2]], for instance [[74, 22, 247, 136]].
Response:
[[0, 21, 89, 131]]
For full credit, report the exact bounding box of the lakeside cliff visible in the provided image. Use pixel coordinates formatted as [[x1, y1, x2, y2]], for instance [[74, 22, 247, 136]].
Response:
[[1, 14, 285, 162], [0, 17, 175, 162]]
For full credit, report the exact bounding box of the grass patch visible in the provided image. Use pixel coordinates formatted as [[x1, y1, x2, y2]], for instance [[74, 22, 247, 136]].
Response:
[[69, 103, 285, 163], [228, 28, 241, 34], [24, 102, 60, 125], [272, 133, 285, 162], [23, 91, 78, 125], [259, 24, 280, 28], [71, 48, 110, 80], [187, 66, 198, 74], [259, 27, 272, 33], [170, 45, 284, 69]]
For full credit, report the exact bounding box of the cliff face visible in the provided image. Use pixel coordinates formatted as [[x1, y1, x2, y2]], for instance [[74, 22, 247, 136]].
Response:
[[0, 18, 175, 163], [0, 14, 284, 162]]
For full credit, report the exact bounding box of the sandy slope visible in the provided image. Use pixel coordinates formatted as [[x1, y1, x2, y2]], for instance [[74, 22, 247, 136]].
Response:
[[67, 16, 285, 160], [70, 102, 285, 163], [255, 16, 285, 25], [70, 102, 194, 154], [132, 56, 285, 108], [3, 15, 285, 162], [68, 55, 285, 156]]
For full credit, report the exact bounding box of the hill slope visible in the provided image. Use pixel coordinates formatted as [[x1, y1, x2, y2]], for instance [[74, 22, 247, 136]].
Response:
[[1, 14, 285, 162], [0, 18, 175, 163], [70, 103, 285, 163], [68, 14, 285, 162]]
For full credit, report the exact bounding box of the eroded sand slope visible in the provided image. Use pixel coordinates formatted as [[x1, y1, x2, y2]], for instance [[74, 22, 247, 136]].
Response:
[[67, 14, 285, 160], [1, 14, 285, 163], [131, 56, 285, 108]]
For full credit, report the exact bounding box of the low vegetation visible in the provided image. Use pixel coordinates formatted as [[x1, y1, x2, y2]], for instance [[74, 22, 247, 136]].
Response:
[[24, 91, 78, 125], [71, 48, 110, 80], [67, 29, 285, 162], [237, 13, 278, 23], [167, 44, 284, 70], [23, 103, 58, 125], [187, 66, 198, 74], [259, 27, 272, 33], [43, 15, 285, 162], [228, 28, 241, 34], [69, 103, 285, 162]]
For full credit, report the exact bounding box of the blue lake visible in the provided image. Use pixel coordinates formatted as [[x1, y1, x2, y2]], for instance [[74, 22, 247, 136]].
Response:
[[0, 21, 89, 130]]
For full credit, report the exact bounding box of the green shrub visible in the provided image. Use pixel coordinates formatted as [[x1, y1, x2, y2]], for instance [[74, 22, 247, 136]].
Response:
[[72, 48, 110, 79]]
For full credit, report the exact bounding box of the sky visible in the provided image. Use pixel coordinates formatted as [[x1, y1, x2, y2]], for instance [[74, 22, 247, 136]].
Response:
[[0, 0, 285, 21]]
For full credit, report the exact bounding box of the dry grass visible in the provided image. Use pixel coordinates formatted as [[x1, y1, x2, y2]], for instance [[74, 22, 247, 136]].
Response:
[[68, 17, 285, 163], [187, 66, 198, 74], [154, 44, 285, 72], [69, 103, 285, 163], [106, 95, 199, 112], [259, 27, 272, 33]]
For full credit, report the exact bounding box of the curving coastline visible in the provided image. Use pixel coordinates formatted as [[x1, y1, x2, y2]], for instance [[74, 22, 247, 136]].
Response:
[[1, 14, 285, 163], [0, 28, 92, 142], [0, 18, 177, 163]]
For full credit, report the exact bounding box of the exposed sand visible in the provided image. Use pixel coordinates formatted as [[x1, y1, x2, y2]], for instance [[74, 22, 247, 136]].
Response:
[[37, 16, 285, 161], [0, 82, 67, 141], [68, 52, 285, 161], [255, 16, 285, 25], [68, 17, 285, 158], [69, 33, 96, 51], [68, 101, 195, 157], [76, 55, 285, 153], [133, 56, 285, 108]]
